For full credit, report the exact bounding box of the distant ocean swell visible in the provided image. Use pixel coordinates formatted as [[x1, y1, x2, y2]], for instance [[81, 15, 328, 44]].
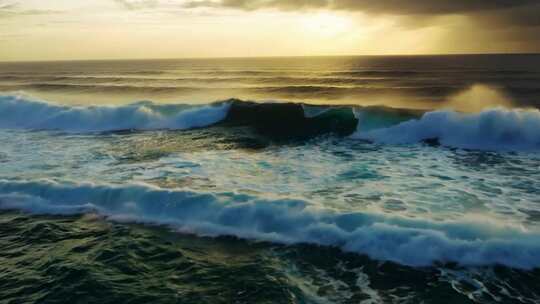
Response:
[[0, 179, 539, 269], [0, 83, 464, 97], [1, 95, 540, 150]]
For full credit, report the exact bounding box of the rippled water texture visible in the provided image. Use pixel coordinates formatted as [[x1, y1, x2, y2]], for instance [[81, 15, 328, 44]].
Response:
[[1, 54, 540, 108]]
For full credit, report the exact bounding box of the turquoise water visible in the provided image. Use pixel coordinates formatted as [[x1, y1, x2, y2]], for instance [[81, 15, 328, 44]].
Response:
[[1, 55, 540, 303]]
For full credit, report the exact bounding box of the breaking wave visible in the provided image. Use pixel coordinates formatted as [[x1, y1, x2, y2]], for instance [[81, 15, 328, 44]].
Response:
[[0, 95, 359, 137], [353, 107, 540, 151], [0, 179, 539, 269], [2, 94, 540, 151], [0, 95, 230, 132]]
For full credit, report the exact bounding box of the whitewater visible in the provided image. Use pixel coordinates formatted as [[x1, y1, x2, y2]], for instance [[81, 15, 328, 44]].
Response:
[[1, 179, 539, 269], [2, 94, 540, 150], [1, 94, 540, 271]]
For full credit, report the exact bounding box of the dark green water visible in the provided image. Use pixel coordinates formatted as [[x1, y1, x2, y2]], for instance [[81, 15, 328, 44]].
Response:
[[2, 212, 539, 304]]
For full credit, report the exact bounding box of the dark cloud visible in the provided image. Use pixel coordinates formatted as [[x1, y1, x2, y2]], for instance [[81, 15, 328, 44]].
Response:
[[181, 0, 540, 53], [184, 0, 536, 14], [183, 0, 540, 27], [475, 3, 540, 27], [330, 0, 537, 15]]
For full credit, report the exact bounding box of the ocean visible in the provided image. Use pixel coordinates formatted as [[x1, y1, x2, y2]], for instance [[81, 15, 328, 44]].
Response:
[[1, 54, 540, 303]]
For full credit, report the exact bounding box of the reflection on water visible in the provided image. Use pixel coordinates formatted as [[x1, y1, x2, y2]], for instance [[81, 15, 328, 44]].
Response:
[[1, 54, 540, 109]]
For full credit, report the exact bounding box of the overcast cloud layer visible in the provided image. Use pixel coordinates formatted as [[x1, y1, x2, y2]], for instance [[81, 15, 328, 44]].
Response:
[[183, 0, 540, 26], [181, 0, 540, 52], [184, 0, 534, 13], [1, 0, 539, 60]]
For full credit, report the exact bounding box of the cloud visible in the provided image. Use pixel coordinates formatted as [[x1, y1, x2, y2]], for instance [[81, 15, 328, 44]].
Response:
[[183, 0, 534, 14], [475, 3, 540, 27], [183, 0, 327, 11], [178, 0, 540, 53], [111, 0, 540, 31], [0, 1, 18, 16], [0, 1, 60, 18], [183, 0, 540, 27], [113, 0, 159, 10], [331, 0, 537, 15], [0, 2, 17, 10]]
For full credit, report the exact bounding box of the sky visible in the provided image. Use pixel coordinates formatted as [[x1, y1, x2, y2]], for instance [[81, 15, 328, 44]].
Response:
[[0, 0, 539, 61]]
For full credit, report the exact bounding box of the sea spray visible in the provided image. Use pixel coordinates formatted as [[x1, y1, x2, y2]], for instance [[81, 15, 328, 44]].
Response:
[[352, 108, 540, 151]]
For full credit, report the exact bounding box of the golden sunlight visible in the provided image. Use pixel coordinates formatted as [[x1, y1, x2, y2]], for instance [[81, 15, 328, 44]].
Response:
[[300, 12, 354, 37]]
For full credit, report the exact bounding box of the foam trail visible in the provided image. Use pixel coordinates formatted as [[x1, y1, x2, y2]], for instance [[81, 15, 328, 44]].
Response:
[[0, 95, 230, 132], [353, 108, 540, 151], [1, 179, 539, 269]]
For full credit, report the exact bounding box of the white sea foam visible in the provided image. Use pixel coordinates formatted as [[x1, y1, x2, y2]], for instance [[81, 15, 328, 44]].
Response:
[[4, 94, 539, 151], [1, 179, 539, 269], [353, 108, 540, 151], [0, 95, 230, 132]]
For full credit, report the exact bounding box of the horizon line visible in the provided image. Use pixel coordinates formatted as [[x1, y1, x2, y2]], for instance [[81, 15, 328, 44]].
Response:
[[1, 52, 539, 64]]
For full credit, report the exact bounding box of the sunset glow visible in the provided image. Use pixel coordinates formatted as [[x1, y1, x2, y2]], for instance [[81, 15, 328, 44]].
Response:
[[1, 0, 539, 61]]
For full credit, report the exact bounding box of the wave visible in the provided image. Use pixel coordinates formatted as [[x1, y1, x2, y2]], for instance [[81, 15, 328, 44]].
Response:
[[2, 74, 537, 87], [353, 107, 540, 151], [0, 95, 359, 137], [0, 83, 197, 94], [326, 69, 540, 78], [326, 70, 422, 77], [0, 179, 539, 269], [222, 100, 358, 139], [0, 82, 463, 98], [2, 95, 540, 150], [0, 76, 405, 89], [255, 85, 460, 97], [0, 95, 230, 132]]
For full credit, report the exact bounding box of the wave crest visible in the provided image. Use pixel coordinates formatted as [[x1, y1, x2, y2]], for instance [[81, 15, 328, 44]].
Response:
[[3, 95, 540, 151], [0, 95, 359, 138], [0, 95, 230, 132], [1, 179, 539, 269], [353, 107, 540, 151]]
